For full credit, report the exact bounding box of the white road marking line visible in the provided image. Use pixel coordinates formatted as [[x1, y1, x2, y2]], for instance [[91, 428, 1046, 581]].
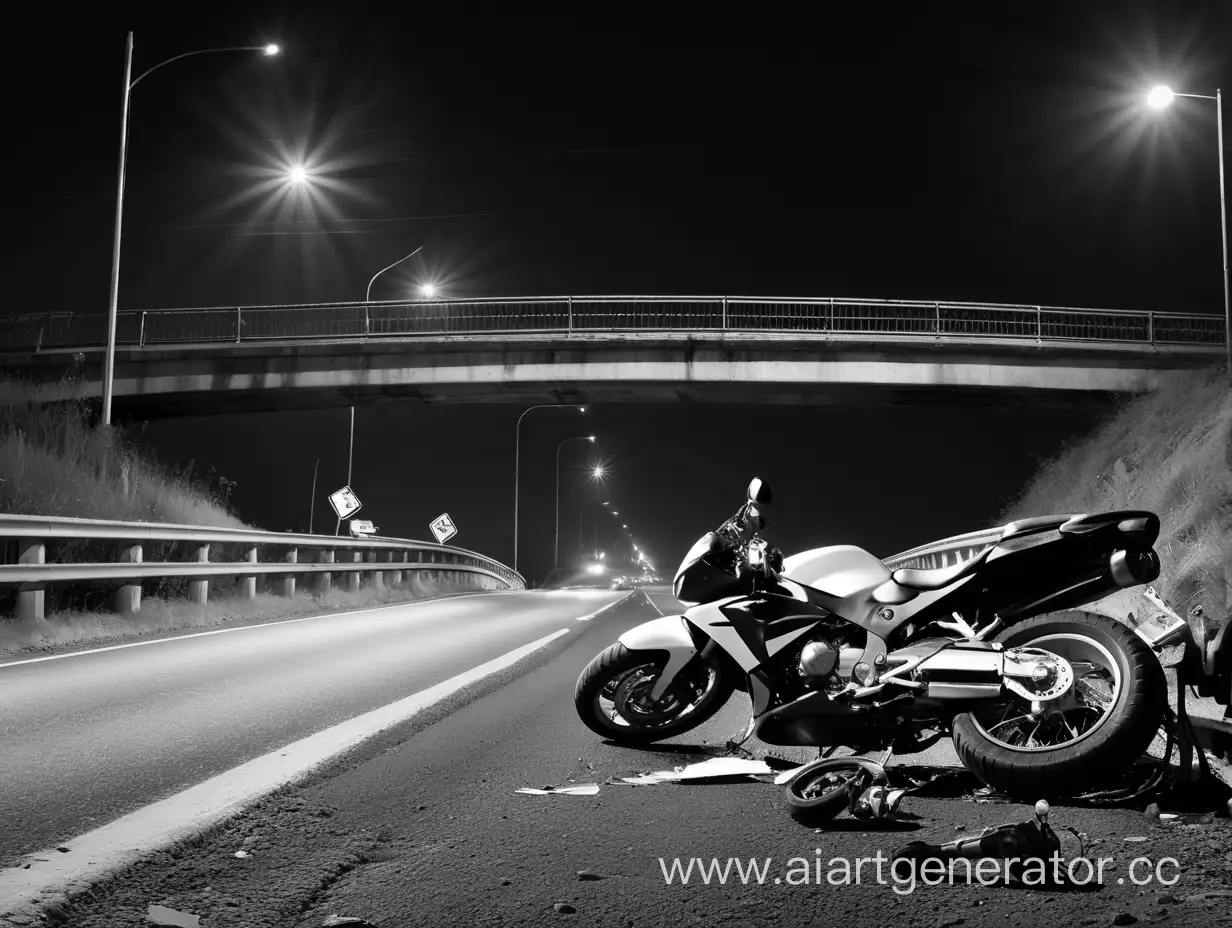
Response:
[[643, 589, 666, 616], [0, 627, 570, 917], [574, 590, 638, 621], [0, 591, 499, 670]]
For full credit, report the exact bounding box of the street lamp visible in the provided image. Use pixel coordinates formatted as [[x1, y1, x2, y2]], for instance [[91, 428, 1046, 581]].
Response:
[[1145, 84, 1229, 382], [514, 404, 586, 572], [101, 33, 281, 427], [419, 283, 437, 298], [555, 435, 596, 568], [365, 245, 425, 302]]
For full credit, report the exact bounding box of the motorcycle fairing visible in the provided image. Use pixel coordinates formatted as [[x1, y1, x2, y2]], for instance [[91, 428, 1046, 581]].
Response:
[[683, 595, 826, 672], [618, 615, 703, 702]]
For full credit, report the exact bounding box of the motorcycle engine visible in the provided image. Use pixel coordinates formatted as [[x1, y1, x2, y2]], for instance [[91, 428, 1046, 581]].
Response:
[[795, 630, 865, 694]]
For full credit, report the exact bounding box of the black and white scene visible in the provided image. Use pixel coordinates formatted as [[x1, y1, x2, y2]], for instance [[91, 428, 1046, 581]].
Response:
[[1, 3, 1231, 927]]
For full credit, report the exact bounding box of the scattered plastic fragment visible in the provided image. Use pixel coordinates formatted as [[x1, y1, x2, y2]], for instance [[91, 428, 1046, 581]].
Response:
[[554, 902, 577, 915], [1123, 837, 1148, 843], [1159, 813, 1180, 822], [233, 850, 250, 858], [674, 757, 774, 781], [516, 784, 600, 796], [146, 904, 201, 927], [576, 869, 603, 881], [322, 917, 379, 927], [773, 764, 811, 785]]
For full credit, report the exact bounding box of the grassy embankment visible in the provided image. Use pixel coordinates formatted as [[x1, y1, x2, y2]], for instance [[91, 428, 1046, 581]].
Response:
[[0, 379, 480, 656], [1000, 367, 1231, 626]]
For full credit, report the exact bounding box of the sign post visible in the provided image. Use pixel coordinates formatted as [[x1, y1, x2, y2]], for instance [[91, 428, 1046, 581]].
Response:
[[430, 513, 457, 544]]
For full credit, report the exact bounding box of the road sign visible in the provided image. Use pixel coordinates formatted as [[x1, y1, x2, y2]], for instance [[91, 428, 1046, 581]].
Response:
[[328, 486, 362, 519], [430, 512, 457, 544], [349, 519, 377, 537]]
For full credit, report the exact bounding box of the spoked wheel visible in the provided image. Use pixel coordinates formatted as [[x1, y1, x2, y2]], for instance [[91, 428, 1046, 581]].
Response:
[[953, 611, 1165, 800], [574, 643, 733, 744], [783, 757, 888, 826]]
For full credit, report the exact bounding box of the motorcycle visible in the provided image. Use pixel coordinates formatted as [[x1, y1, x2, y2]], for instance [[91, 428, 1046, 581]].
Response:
[[574, 478, 1169, 803]]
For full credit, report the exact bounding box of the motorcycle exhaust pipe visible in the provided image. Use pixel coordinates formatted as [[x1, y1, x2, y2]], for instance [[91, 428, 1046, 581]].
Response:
[[1109, 548, 1160, 588]]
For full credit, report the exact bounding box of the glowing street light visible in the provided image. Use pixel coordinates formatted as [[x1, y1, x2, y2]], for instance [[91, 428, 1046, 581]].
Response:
[[1146, 85, 1175, 110], [1144, 83, 1229, 381], [591, 465, 607, 479], [101, 34, 282, 426], [419, 283, 437, 298], [555, 435, 596, 568], [287, 164, 309, 185]]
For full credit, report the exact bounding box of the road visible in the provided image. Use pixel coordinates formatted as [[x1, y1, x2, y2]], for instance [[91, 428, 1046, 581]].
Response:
[[3, 586, 1231, 928], [0, 588, 623, 867]]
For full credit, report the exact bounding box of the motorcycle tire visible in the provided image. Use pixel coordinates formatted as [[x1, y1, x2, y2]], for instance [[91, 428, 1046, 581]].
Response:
[[574, 642, 733, 744], [783, 757, 888, 826], [952, 611, 1166, 800]]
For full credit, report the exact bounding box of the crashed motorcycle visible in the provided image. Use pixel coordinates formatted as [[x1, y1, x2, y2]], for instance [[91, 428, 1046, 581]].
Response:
[[574, 478, 1169, 801]]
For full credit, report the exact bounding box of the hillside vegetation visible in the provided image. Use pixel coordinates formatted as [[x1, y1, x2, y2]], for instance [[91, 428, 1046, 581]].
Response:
[[0, 378, 247, 528], [1002, 367, 1231, 621]]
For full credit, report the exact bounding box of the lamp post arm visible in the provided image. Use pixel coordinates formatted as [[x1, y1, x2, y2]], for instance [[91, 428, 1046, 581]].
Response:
[[365, 244, 425, 302], [130, 46, 274, 89]]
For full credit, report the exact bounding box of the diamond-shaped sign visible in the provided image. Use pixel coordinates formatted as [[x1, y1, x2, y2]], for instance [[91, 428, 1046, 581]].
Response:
[[328, 486, 362, 520], [430, 512, 457, 544]]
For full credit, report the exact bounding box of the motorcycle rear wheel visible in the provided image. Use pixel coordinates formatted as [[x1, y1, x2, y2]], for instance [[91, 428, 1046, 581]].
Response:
[[951, 611, 1165, 800]]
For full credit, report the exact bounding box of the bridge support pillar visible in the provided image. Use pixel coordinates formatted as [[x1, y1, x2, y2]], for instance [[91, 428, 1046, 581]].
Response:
[[16, 539, 45, 622], [241, 547, 258, 599], [318, 549, 333, 594], [347, 551, 362, 592], [115, 544, 142, 614], [281, 548, 297, 598], [188, 544, 210, 605]]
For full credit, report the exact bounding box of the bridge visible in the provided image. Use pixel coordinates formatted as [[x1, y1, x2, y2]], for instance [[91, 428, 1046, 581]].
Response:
[[0, 296, 1223, 416]]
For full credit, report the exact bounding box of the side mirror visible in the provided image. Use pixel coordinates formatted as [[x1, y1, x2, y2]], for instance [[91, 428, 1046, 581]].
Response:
[[746, 477, 773, 506]]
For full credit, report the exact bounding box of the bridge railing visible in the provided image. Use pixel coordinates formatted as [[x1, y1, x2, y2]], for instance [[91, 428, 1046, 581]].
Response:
[[0, 296, 1223, 352], [0, 514, 524, 622]]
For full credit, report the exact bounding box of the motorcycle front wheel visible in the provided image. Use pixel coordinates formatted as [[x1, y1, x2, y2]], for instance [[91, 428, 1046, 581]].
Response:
[[574, 642, 733, 744], [951, 611, 1166, 800]]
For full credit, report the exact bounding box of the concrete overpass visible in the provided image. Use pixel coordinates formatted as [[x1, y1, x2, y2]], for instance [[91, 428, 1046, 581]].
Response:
[[0, 296, 1223, 417]]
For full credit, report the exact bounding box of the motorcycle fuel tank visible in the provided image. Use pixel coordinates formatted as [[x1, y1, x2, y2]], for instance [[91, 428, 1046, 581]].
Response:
[[781, 545, 892, 596]]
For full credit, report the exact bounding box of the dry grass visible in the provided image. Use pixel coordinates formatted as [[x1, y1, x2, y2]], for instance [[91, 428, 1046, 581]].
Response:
[[0, 572, 492, 658], [1001, 366, 1231, 620], [0, 376, 247, 528]]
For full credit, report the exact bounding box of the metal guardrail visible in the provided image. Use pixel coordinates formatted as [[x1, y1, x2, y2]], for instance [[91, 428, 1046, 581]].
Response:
[[882, 525, 1005, 571], [0, 514, 524, 621], [0, 296, 1224, 354]]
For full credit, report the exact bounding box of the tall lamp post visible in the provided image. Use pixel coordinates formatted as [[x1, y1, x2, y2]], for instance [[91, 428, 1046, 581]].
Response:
[[102, 34, 281, 426], [512, 404, 583, 571], [554, 436, 596, 568], [1146, 85, 1229, 382]]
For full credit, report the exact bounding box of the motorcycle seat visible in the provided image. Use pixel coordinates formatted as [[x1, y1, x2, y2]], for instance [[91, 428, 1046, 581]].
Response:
[[890, 545, 993, 591]]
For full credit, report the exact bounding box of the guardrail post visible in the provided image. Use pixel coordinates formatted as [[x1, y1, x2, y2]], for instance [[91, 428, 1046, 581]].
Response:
[[385, 550, 397, 587], [364, 305, 370, 338], [281, 548, 298, 598], [567, 297, 573, 334], [115, 544, 142, 614], [1148, 312, 1155, 346], [934, 302, 941, 337], [16, 539, 45, 622], [188, 543, 210, 605], [139, 311, 147, 348], [347, 551, 362, 592], [721, 297, 728, 330], [368, 550, 384, 592], [318, 549, 333, 593], [1036, 306, 1043, 345], [395, 551, 407, 585], [241, 546, 258, 599], [236, 307, 243, 344]]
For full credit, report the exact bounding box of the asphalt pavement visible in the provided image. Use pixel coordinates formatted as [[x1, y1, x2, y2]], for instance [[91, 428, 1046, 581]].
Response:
[[0, 588, 625, 867], [7, 585, 1231, 928]]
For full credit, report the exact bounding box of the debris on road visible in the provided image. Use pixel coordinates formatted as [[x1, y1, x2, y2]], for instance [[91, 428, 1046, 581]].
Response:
[[1111, 913, 1138, 926], [233, 850, 250, 858], [617, 757, 777, 786], [848, 784, 909, 821], [146, 904, 201, 927], [516, 783, 600, 796], [576, 869, 603, 881], [322, 916, 379, 927], [553, 902, 577, 915]]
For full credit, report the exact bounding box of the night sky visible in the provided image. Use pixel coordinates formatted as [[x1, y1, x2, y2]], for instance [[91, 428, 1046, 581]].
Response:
[[6, 4, 1230, 582]]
